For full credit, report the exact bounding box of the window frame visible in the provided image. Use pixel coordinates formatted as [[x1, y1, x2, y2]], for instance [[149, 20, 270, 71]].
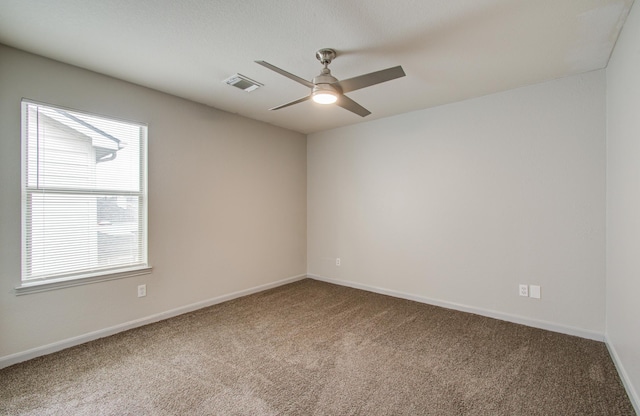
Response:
[[16, 99, 151, 295]]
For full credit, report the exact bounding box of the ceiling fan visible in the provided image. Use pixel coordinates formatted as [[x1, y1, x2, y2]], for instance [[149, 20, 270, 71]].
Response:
[[255, 48, 405, 117]]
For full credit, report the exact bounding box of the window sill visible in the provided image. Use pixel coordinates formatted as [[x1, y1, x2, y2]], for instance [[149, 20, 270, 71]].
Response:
[[15, 266, 153, 296]]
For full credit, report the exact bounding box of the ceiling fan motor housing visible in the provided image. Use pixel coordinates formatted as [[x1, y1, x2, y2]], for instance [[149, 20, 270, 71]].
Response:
[[312, 68, 340, 103], [313, 69, 340, 91]]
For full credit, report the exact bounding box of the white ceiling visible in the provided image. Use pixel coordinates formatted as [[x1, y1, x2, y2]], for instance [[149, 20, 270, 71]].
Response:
[[0, 0, 634, 134]]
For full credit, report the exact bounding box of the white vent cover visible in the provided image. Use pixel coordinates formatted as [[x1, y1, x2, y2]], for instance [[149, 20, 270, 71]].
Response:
[[223, 74, 263, 92]]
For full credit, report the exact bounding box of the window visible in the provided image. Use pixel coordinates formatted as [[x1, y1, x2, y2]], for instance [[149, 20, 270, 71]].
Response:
[[19, 100, 149, 292]]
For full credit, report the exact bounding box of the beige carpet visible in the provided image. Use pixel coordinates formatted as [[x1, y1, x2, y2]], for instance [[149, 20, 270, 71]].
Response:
[[0, 279, 635, 415]]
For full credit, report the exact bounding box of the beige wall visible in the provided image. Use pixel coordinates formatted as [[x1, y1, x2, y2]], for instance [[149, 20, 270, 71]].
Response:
[[0, 45, 307, 360], [308, 70, 606, 337], [606, 0, 640, 410]]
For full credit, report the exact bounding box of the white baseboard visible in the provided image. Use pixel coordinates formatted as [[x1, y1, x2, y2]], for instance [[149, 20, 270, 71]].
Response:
[[0, 274, 307, 369], [307, 274, 604, 342], [605, 335, 640, 415], [1, 273, 607, 370]]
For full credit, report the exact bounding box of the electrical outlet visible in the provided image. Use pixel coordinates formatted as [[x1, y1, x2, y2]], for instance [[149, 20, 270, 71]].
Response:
[[529, 285, 541, 299], [336, 258, 341, 266], [519, 284, 528, 297], [137, 284, 146, 298]]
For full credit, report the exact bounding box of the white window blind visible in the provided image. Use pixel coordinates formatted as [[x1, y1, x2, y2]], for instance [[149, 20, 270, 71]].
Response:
[[21, 100, 148, 285]]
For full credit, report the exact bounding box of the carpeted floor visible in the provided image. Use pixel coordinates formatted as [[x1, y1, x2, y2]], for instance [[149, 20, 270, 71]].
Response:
[[0, 279, 635, 415]]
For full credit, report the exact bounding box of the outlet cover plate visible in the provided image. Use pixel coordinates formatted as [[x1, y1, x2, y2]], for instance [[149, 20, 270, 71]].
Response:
[[519, 284, 529, 297]]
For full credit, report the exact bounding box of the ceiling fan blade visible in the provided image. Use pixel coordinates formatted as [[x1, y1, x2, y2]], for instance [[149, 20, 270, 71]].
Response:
[[336, 95, 371, 117], [255, 61, 314, 88], [337, 66, 406, 93], [270, 95, 311, 111]]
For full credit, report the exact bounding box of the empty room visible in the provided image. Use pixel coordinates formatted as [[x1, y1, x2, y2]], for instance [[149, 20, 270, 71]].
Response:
[[1, 0, 639, 414]]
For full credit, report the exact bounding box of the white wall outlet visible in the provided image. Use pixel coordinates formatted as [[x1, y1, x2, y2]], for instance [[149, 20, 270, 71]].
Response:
[[519, 284, 528, 297], [137, 284, 146, 298], [336, 258, 341, 266], [529, 285, 541, 299]]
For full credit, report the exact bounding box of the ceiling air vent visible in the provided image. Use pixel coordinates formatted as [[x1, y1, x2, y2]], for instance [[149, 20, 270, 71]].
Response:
[[223, 74, 263, 92]]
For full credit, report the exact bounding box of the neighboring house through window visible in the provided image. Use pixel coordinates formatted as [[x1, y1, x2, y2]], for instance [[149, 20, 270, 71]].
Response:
[[19, 100, 149, 293]]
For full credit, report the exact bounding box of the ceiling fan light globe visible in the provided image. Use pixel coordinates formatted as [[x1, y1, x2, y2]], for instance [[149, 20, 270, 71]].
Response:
[[312, 91, 338, 104]]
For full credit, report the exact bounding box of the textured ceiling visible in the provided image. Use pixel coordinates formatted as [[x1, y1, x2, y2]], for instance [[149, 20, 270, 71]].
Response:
[[0, 0, 634, 134]]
